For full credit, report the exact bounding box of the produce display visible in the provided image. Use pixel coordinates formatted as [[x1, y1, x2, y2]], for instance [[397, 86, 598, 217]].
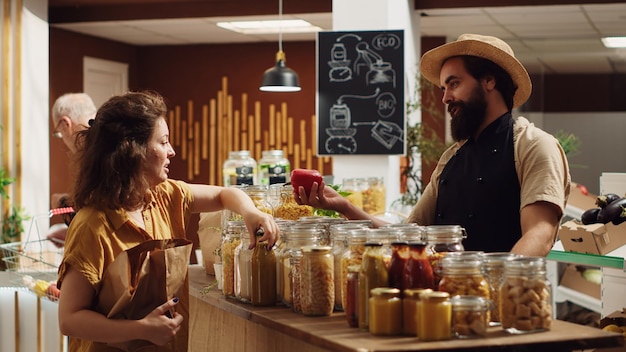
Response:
[[581, 193, 626, 225], [23, 275, 61, 301]]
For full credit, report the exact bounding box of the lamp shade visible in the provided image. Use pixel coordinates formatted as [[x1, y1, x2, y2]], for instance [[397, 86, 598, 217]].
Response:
[[260, 51, 301, 92]]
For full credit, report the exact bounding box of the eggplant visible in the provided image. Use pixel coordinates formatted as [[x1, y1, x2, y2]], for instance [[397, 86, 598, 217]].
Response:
[[597, 197, 626, 224], [581, 207, 601, 225], [595, 193, 622, 208]]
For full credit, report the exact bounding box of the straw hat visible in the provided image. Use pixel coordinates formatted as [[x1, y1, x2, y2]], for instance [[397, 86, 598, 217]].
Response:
[[419, 33, 532, 108]]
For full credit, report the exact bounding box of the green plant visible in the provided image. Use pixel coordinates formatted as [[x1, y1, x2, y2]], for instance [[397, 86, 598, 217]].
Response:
[[1, 206, 30, 244], [554, 130, 581, 157]]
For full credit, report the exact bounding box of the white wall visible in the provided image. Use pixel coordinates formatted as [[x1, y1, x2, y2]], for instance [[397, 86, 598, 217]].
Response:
[[527, 111, 626, 196]]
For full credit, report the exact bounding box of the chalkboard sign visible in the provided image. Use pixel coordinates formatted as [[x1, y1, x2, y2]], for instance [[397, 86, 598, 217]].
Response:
[[317, 30, 404, 155]]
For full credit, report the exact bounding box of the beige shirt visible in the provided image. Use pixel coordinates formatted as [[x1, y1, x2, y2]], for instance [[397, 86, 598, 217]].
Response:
[[58, 179, 193, 352], [407, 116, 571, 225]]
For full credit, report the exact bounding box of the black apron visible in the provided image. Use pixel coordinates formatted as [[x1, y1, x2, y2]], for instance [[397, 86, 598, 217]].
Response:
[[434, 114, 521, 252]]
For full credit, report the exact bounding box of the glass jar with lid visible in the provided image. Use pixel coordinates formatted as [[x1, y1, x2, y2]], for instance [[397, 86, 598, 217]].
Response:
[[368, 287, 402, 336], [451, 295, 492, 338], [345, 265, 360, 328], [500, 256, 552, 333], [438, 252, 490, 320], [277, 225, 321, 307], [298, 216, 345, 246], [274, 183, 314, 220], [329, 222, 371, 311], [290, 251, 303, 313], [234, 233, 253, 303], [363, 177, 386, 214], [481, 252, 519, 325], [223, 150, 257, 186], [300, 246, 334, 316], [243, 184, 273, 215], [342, 177, 368, 210], [403, 241, 435, 290], [403, 288, 432, 336], [417, 291, 452, 341], [251, 233, 276, 306], [340, 229, 368, 311], [358, 242, 389, 330], [425, 225, 466, 289], [258, 149, 290, 185], [222, 221, 244, 297]]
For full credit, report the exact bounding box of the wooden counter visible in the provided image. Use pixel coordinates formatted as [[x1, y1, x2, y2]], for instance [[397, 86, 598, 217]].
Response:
[[188, 265, 624, 351]]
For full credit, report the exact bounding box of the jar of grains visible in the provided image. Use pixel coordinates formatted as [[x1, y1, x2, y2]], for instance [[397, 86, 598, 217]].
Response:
[[499, 256, 552, 334], [300, 246, 334, 316], [481, 252, 519, 325], [221, 221, 244, 298], [425, 225, 466, 289], [277, 225, 321, 307]]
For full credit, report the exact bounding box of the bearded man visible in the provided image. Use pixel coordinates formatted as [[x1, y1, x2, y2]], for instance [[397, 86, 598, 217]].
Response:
[[295, 34, 570, 256]]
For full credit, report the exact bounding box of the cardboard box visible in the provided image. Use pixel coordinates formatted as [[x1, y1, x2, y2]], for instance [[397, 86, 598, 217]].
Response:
[[559, 264, 601, 300], [568, 182, 598, 211], [597, 309, 626, 352], [558, 220, 626, 255]]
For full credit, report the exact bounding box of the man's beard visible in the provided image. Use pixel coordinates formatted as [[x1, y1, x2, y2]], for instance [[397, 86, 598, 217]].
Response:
[[448, 85, 488, 141]]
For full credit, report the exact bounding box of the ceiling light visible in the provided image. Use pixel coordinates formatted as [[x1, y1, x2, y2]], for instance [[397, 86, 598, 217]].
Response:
[[601, 37, 626, 48], [259, 0, 301, 93], [217, 19, 320, 35]]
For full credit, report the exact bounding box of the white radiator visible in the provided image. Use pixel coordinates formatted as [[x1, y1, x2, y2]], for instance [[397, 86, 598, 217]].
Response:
[[0, 287, 67, 352]]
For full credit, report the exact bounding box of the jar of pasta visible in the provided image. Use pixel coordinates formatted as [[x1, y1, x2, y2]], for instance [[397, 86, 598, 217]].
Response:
[[339, 229, 368, 311], [300, 246, 334, 316], [342, 177, 368, 210], [221, 221, 244, 298], [499, 256, 552, 333], [274, 183, 314, 220], [438, 252, 490, 304], [364, 177, 386, 214], [451, 295, 492, 338], [481, 252, 519, 325], [418, 291, 451, 341], [277, 225, 321, 307], [243, 184, 273, 215], [298, 216, 345, 246], [290, 251, 303, 313], [425, 225, 466, 289], [358, 242, 389, 330], [234, 234, 253, 303], [368, 287, 402, 336]]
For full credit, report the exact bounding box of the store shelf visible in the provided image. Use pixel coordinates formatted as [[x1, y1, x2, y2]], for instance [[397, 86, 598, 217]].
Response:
[[547, 241, 626, 270], [553, 285, 602, 314]]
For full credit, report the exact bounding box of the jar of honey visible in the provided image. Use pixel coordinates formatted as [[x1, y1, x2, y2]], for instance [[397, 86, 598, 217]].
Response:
[[418, 291, 451, 341], [368, 287, 402, 336], [403, 288, 432, 336]]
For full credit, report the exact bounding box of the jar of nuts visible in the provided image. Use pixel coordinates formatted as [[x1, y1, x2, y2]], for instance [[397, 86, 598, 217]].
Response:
[[481, 252, 519, 325], [425, 225, 466, 290], [438, 252, 490, 322], [450, 295, 493, 338], [499, 256, 552, 334]]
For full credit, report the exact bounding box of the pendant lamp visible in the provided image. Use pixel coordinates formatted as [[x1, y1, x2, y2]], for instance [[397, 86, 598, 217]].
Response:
[[260, 0, 301, 92]]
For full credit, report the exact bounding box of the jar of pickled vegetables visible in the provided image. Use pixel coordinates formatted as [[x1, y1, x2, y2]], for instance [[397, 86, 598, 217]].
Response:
[[358, 243, 389, 330], [300, 246, 334, 316], [425, 225, 466, 289], [369, 287, 402, 336], [276, 225, 321, 307], [500, 256, 552, 333], [481, 252, 518, 325], [418, 291, 451, 341], [221, 221, 243, 297]]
